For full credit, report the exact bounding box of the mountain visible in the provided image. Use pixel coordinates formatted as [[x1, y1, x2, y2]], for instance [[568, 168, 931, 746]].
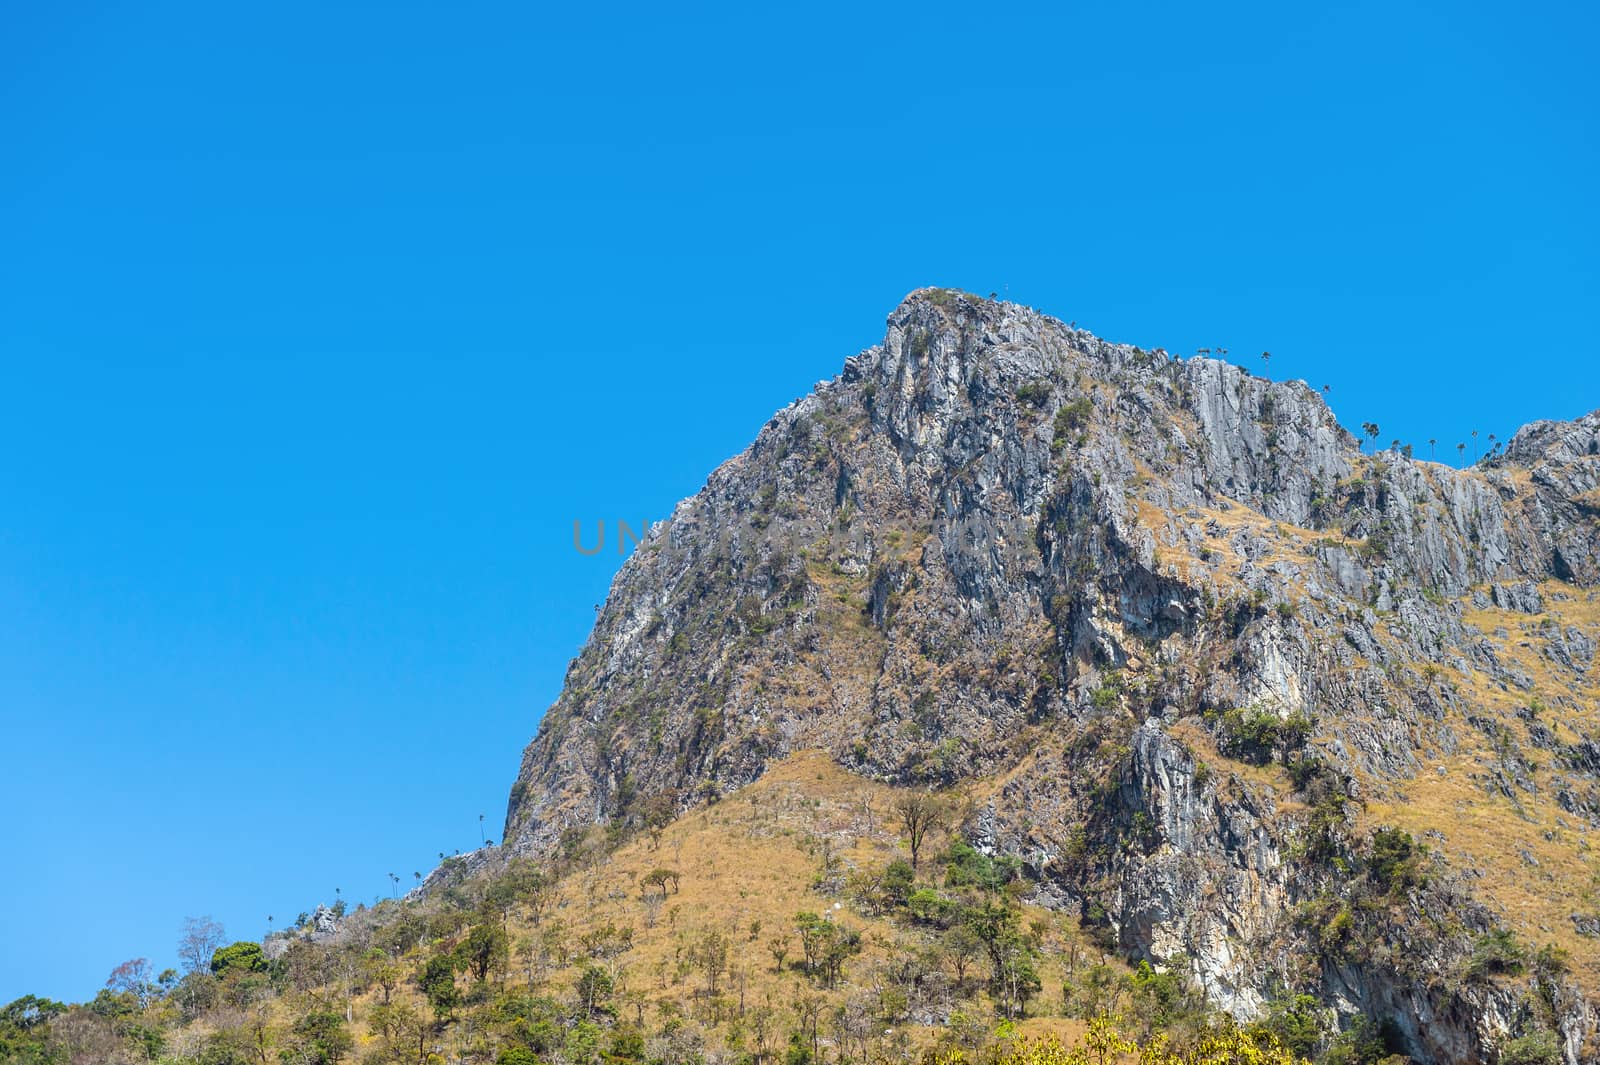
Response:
[[503, 288, 1600, 1063]]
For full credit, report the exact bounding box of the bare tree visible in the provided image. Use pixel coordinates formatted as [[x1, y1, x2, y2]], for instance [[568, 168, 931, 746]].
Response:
[[796, 992, 828, 1065], [891, 792, 950, 872], [106, 958, 155, 1007], [177, 915, 226, 975]]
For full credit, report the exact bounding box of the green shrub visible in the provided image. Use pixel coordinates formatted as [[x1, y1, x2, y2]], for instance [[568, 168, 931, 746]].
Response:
[[1466, 929, 1526, 982], [906, 888, 957, 926], [1052, 399, 1093, 451], [1367, 828, 1425, 894], [942, 841, 1019, 893], [880, 859, 915, 907], [498, 1049, 541, 1065], [289, 1010, 352, 1065], [1500, 1030, 1562, 1065], [1015, 382, 1051, 409], [1211, 705, 1314, 764], [1253, 994, 1324, 1058]]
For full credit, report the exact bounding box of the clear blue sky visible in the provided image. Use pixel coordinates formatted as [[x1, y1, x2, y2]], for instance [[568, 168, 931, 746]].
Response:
[[1, 0, 1594, 1002]]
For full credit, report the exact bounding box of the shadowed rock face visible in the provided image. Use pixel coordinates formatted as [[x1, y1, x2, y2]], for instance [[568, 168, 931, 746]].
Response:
[[503, 289, 1600, 1063]]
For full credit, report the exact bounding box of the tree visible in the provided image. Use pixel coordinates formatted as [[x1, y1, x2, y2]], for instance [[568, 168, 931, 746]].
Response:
[[891, 792, 949, 872], [1360, 422, 1380, 452], [1457, 441, 1467, 464], [880, 859, 915, 908], [105, 958, 155, 1007], [767, 935, 790, 973], [385, 1001, 428, 1064], [639, 868, 680, 897], [365, 949, 402, 1005], [794, 992, 828, 1065], [961, 898, 1041, 1016], [575, 963, 614, 1019], [944, 925, 983, 987], [458, 922, 510, 983], [1428, 438, 1437, 460], [288, 1009, 352, 1065], [632, 790, 677, 851], [565, 1019, 604, 1065], [690, 929, 729, 996], [1254, 993, 1324, 1058], [792, 913, 861, 988], [209, 942, 267, 978], [997, 948, 1041, 1018], [178, 916, 227, 975], [418, 954, 459, 1021], [794, 913, 830, 976]]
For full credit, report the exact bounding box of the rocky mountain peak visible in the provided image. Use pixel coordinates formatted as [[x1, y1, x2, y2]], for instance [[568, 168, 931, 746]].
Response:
[[1502, 409, 1600, 465], [501, 289, 1600, 1063]]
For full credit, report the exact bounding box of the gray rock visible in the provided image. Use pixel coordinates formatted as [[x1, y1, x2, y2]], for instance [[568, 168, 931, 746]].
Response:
[[497, 289, 1600, 1064]]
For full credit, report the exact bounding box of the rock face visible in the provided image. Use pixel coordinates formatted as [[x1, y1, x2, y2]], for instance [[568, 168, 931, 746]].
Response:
[[504, 289, 1600, 1063]]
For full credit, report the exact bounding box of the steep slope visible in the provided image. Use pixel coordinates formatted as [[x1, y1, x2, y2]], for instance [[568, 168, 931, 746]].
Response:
[[504, 288, 1600, 1063]]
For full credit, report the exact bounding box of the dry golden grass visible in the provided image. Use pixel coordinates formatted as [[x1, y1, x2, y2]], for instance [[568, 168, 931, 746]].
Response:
[[1131, 471, 1600, 994], [1134, 494, 1325, 601], [527, 752, 1101, 1042], [1351, 579, 1600, 990], [333, 752, 1108, 1059]]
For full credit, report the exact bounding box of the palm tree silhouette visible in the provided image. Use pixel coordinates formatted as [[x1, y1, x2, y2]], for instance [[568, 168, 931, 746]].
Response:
[[1428, 438, 1437, 460]]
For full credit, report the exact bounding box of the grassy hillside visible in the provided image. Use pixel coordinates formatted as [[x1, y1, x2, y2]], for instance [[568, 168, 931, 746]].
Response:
[[4, 752, 1378, 1065]]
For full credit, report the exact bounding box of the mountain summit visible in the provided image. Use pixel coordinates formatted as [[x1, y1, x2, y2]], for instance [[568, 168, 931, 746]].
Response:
[[503, 289, 1600, 1063]]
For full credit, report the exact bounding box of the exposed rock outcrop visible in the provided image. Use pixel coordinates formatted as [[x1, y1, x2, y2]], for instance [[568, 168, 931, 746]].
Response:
[[504, 289, 1600, 1063]]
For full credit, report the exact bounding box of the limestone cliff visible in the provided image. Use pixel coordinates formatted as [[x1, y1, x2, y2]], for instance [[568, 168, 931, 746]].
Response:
[[504, 288, 1600, 1063]]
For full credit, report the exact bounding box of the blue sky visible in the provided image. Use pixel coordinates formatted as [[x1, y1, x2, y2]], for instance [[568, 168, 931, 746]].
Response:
[[1, 0, 1594, 1002]]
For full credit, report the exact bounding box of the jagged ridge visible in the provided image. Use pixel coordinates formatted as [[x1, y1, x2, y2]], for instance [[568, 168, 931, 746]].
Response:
[[503, 288, 1600, 1064]]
